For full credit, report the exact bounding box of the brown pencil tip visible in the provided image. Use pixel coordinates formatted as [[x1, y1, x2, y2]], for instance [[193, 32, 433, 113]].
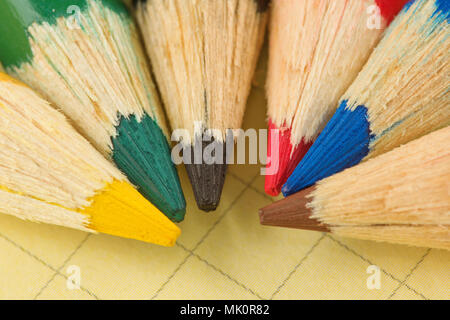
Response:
[[259, 187, 331, 232]]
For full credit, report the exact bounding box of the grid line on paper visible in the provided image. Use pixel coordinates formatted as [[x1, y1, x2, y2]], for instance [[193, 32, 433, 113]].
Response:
[[0, 232, 99, 299], [271, 234, 326, 299], [387, 249, 431, 300], [150, 172, 260, 300], [228, 171, 275, 202], [150, 251, 194, 300], [191, 173, 261, 252], [327, 235, 429, 300], [177, 242, 264, 300], [33, 234, 92, 299]]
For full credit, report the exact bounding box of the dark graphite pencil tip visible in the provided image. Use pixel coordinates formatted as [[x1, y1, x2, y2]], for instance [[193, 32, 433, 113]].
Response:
[[259, 186, 331, 232], [184, 135, 228, 212]]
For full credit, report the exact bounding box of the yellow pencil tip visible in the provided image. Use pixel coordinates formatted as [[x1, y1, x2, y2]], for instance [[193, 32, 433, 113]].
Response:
[[81, 179, 181, 247]]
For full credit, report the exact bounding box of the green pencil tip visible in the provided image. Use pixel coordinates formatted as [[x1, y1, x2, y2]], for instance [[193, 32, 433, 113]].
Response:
[[112, 114, 186, 222]]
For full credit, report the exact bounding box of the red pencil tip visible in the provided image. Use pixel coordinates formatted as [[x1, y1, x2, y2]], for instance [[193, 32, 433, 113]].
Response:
[[375, 0, 410, 25], [264, 121, 312, 196]]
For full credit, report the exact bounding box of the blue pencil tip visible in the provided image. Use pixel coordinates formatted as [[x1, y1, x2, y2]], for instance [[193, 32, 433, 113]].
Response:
[[280, 184, 289, 196], [282, 101, 374, 196], [434, 0, 450, 20]]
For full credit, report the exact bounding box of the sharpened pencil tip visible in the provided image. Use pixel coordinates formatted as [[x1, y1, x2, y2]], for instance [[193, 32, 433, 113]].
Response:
[[265, 121, 313, 196], [85, 179, 181, 246], [112, 114, 186, 222], [264, 186, 280, 197], [280, 184, 290, 197], [183, 136, 228, 212], [283, 101, 372, 196], [375, 0, 412, 24], [185, 162, 227, 212], [259, 187, 331, 232]]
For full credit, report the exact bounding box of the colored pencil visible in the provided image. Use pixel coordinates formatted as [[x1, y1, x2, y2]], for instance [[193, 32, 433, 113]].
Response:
[[283, 0, 450, 196], [135, 0, 269, 211], [265, 0, 409, 196], [0, 0, 186, 222], [0, 73, 180, 247], [261, 126, 450, 250]]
